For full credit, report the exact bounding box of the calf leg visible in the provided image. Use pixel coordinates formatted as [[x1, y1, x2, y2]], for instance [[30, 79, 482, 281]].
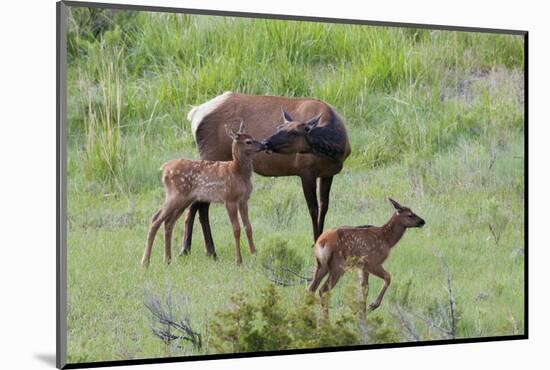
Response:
[[225, 202, 242, 265], [142, 205, 176, 267], [301, 175, 320, 242], [359, 268, 370, 314], [367, 265, 391, 311], [238, 202, 256, 255], [164, 207, 185, 265], [319, 265, 345, 319], [308, 259, 329, 293]]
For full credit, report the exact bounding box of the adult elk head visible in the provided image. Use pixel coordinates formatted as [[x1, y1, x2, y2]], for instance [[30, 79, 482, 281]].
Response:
[[262, 110, 322, 154]]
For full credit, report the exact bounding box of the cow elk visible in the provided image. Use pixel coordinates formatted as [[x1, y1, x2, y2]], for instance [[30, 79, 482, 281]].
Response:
[[141, 121, 265, 267], [308, 198, 425, 315], [182, 92, 351, 258]]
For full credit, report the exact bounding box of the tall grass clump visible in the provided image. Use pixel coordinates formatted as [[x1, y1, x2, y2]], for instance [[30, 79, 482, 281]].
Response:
[[82, 44, 127, 192]]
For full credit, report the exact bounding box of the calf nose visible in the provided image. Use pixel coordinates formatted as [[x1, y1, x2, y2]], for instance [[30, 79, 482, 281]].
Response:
[[419, 219, 426, 226]]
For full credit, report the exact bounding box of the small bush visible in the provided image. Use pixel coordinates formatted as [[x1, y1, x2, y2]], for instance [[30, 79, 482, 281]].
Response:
[[484, 196, 510, 245], [259, 236, 306, 285], [210, 284, 361, 353]]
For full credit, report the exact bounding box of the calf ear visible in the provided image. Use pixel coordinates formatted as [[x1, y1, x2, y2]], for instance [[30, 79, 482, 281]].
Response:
[[282, 109, 293, 123], [224, 124, 238, 140], [305, 113, 322, 132], [238, 119, 246, 134], [388, 197, 403, 211]]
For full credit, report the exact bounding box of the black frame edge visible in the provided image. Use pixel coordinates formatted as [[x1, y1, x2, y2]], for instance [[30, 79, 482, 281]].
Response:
[[61, 0, 527, 35], [523, 32, 529, 338], [57, 1, 68, 369], [62, 335, 527, 369]]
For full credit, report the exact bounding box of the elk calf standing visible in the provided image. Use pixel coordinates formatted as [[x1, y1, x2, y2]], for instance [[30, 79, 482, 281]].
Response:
[[141, 122, 265, 267], [308, 198, 425, 313]]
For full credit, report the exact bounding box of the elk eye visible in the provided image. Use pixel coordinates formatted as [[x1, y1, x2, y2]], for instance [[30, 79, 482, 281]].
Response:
[[408, 214, 414, 217], [245, 140, 252, 145]]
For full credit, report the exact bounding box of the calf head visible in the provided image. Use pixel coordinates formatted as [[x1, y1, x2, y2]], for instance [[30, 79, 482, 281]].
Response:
[[225, 121, 266, 156], [389, 198, 426, 228]]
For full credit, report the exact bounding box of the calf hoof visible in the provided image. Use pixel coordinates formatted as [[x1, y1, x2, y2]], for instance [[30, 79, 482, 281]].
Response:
[[179, 249, 190, 256]]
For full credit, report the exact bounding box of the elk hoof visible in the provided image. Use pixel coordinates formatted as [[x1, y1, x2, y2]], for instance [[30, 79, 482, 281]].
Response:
[[180, 249, 190, 256], [141, 260, 150, 268], [368, 302, 380, 311]]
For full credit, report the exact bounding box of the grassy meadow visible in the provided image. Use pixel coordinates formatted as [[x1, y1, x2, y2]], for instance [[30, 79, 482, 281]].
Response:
[[65, 7, 525, 363]]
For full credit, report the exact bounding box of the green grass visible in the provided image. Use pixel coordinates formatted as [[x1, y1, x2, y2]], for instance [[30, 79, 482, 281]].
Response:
[[66, 7, 525, 363]]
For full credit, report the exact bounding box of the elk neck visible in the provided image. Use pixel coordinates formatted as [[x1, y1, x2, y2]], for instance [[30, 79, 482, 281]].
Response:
[[381, 213, 407, 248], [304, 120, 347, 162], [230, 143, 253, 177]]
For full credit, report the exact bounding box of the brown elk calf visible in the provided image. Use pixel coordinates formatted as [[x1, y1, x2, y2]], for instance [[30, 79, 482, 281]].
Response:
[[308, 198, 425, 313], [141, 122, 265, 267]]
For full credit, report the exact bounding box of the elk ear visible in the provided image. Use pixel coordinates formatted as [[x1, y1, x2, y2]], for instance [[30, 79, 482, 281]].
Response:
[[282, 109, 293, 123], [388, 198, 403, 212], [305, 113, 322, 132], [225, 124, 238, 140]]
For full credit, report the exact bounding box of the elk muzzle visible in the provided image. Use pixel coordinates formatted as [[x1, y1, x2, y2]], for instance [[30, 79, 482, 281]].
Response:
[[261, 139, 274, 154]]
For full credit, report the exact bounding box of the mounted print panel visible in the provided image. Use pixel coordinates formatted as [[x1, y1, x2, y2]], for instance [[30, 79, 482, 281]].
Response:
[[57, 1, 527, 368]]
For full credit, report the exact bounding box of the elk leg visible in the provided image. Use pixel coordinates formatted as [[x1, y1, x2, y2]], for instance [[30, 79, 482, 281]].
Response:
[[301, 175, 320, 242], [164, 207, 185, 265], [225, 202, 243, 266], [238, 202, 256, 255], [318, 176, 333, 235], [368, 265, 391, 311], [198, 202, 217, 259], [180, 201, 200, 256]]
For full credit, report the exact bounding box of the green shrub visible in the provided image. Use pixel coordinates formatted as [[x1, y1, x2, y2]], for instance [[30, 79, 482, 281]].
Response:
[[210, 285, 361, 353], [259, 236, 306, 284]]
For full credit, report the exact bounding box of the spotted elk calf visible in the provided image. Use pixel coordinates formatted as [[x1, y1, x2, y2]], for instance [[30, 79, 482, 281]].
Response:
[[308, 198, 425, 314], [141, 122, 265, 267]]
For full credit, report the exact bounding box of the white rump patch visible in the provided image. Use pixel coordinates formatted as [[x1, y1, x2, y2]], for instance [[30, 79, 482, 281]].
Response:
[[315, 242, 331, 266], [187, 91, 233, 138]]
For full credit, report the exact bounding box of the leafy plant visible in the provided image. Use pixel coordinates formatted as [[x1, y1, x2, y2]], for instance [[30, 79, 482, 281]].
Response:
[[210, 284, 361, 353], [259, 236, 307, 286], [485, 196, 510, 245]]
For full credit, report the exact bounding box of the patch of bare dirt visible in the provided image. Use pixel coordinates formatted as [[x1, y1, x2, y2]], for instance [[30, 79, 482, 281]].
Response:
[[440, 67, 524, 106]]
